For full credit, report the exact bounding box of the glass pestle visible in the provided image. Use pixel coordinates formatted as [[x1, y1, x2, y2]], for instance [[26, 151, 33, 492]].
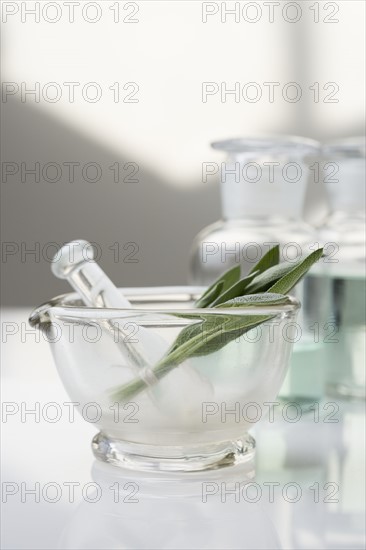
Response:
[[51, 240, 132, 309], [51, 240, 167, 379], [51, 240, 214, 412]]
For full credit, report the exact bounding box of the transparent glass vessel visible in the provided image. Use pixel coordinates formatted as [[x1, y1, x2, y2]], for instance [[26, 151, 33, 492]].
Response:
[[190, 136, 323, 403], [30, 287, 299, 472], [190, 136, 320, 284], [309, 137, 366, 399]]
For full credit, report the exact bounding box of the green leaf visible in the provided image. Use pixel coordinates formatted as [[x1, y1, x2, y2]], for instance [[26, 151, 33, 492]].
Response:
[[194, 281, 224, 308], [194, 245, 280, 307], [110, 247, 323, 402], [167, 314, 227, 355], [267, 248, 323, 295], [172, 294, 290, 364], [249, 244, 280, 275], [193, 314, 271, 357], [216, 293, 291, 308], [241, 262, 295, 294], [111, 311, 269, 402], [209, 271, 259, 306], [195, 265, 240, 307]]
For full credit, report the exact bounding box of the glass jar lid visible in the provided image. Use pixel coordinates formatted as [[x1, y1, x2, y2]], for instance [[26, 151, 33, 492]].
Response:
[[211, 135, 320, 158], [322, 136, 365, 158]]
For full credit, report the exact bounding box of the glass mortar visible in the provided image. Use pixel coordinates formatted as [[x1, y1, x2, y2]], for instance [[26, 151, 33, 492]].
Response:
[[30, 287, 299, 473]]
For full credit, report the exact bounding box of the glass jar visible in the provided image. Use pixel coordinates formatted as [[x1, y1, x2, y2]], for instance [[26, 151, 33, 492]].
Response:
[[190, 136, 320, 284], [309, 137, 366, 399], [29, 287, 299, 472], [190, 136, 324, 404]]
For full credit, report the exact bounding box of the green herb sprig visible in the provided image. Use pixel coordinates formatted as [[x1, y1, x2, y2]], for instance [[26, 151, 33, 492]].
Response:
[[111, 245, 323, 401]]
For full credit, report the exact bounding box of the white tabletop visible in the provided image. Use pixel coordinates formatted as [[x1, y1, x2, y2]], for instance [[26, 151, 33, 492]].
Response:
[[1, 308, 365, 550]]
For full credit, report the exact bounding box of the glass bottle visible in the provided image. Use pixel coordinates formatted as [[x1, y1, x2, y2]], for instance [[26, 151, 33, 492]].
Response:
[[309, 137, 366, 399], [189, 136, 324, 404], [190, 136, 320, 283]]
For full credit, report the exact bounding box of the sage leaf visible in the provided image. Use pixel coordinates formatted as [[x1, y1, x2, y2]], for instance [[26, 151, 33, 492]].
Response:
[[244, 262, 300, 294], [195, 245, 280, 307], [249, 244, 280, 275], [195, 265, 240, 307], [166, 294, 289, 362], [267, 248, 323, 295], [111, 312, 268, 402], [111, 247, 323, 402], [166, 314, 227, 355], [193, 314, 271, 356], [216, 293, 291, 308], [194, 281, 224, 308], [210, 270, 259, 306]]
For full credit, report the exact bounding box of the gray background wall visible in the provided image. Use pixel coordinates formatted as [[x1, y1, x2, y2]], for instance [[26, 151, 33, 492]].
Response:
[[1, 98, 221, 305], [1, 1, 364, 306]]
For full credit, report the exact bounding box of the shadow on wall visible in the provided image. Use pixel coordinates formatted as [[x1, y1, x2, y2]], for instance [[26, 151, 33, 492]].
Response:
[[1, 100, 221, 306]]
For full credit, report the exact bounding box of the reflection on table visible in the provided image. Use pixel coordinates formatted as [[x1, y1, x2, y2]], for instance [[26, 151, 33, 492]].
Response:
[[59, 400, 365, 550]]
